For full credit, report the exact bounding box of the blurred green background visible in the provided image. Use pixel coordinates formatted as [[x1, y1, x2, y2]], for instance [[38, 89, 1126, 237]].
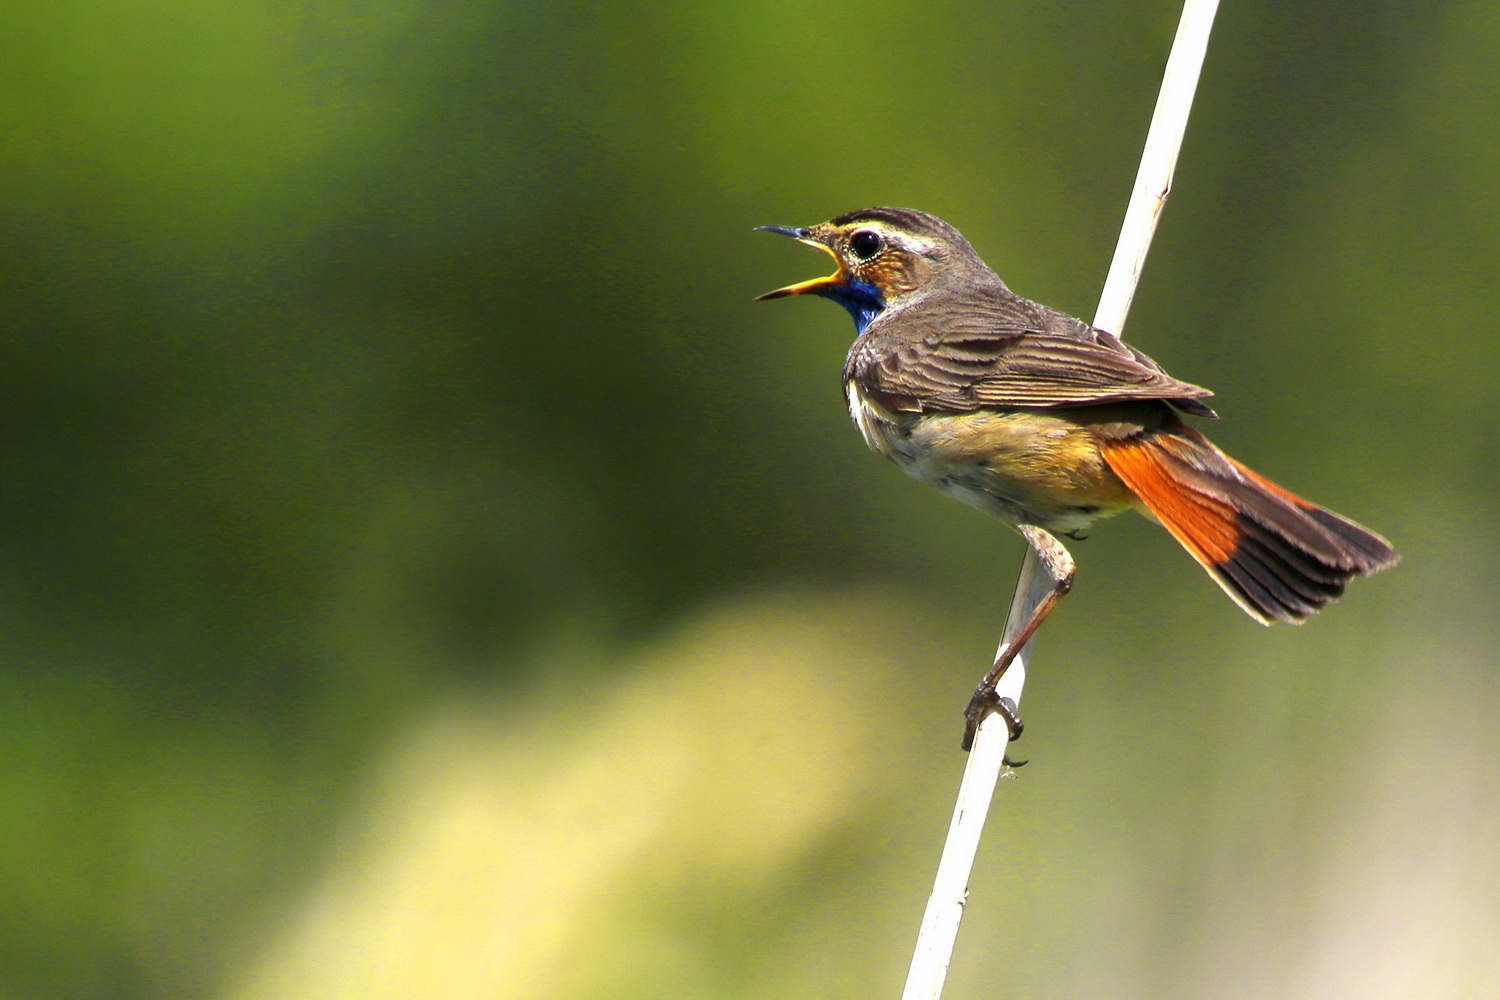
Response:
[[3, 1, 1497, 998]]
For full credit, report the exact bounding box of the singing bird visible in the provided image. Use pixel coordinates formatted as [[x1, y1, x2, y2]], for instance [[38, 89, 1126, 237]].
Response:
[[757, 207, 1397, 749]]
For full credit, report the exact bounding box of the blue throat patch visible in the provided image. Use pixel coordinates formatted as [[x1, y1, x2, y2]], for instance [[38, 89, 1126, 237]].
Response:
[[815, 279, 885, 334]]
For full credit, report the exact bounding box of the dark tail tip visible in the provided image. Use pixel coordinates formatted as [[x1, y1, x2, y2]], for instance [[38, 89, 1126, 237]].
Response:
[[1213, 507, 1398, 624], [1302, 505, 1400, 573]]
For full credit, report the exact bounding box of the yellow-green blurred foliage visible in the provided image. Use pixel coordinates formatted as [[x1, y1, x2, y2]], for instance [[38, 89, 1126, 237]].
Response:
[[2, 2, 1497, 998]]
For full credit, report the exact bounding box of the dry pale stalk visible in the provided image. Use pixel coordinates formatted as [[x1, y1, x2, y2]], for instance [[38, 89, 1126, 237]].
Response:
[[900, 2, 1221, 997]]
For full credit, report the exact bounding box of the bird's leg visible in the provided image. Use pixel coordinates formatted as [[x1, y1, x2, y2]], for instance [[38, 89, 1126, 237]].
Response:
[[962, 525, 1075, 754]]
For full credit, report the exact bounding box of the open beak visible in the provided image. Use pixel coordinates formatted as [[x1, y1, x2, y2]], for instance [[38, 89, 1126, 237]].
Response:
[[754, 225, 846, 300]]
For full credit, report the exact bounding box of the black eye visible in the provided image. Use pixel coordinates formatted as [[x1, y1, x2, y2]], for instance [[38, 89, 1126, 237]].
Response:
[[848, 230, 883, 260]]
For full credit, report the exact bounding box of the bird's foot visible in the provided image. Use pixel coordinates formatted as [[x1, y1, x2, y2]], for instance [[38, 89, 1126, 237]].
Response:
[[962, 688, 1024, 764]]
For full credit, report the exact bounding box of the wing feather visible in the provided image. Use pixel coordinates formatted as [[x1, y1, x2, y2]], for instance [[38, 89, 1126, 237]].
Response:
[[852, 324, 1215, 413]]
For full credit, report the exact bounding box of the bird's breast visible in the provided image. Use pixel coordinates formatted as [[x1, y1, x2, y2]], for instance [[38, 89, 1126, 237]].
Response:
[[843, 378, 1135, 532]]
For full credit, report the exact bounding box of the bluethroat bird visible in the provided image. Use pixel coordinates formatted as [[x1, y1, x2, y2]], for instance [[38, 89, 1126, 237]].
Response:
[[757, 207, 1398, 751]]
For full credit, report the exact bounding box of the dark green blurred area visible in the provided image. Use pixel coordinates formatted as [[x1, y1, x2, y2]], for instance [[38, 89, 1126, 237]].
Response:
[[2, 2, 1497, 997]]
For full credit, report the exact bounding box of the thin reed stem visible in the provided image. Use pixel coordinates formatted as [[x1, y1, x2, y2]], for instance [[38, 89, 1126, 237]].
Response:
[[900, 3, 1221, 997]]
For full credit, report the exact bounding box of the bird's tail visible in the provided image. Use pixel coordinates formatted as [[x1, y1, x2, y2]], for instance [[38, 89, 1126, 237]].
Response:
[[1099, 427, 1398, 624]]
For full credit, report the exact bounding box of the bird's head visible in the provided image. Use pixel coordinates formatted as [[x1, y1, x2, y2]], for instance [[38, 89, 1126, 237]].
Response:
[[755, 207, 986, 333]]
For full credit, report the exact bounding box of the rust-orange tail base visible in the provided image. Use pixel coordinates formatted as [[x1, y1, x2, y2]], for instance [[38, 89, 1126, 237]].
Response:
[[1100, 428, 1398, 624]]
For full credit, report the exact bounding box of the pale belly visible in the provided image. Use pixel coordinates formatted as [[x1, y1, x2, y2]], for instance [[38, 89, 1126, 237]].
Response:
[[846, 381, 1135, 533]]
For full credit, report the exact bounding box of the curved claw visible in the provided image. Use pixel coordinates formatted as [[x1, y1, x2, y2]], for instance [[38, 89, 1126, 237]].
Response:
[[961, 691, 1025, 752]]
